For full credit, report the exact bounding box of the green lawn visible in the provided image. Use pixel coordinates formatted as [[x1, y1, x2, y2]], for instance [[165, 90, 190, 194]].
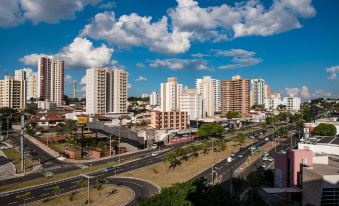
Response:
[[2, 148, 33, 173]]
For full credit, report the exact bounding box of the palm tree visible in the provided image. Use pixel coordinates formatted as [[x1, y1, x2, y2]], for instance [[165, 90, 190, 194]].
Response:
[[51, 186, 60, 197], [164, 152, 180, 169], [16, 192, 31, 206]]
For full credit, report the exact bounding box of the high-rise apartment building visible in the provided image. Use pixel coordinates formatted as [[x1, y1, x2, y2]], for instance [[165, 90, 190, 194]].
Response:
[[86, 68, 106, 115], [149, 91, 160, 106], [0, 76, 26, 110], [15, 68, 38, 101], [196, 76, 216, 117], [106, 68, 128, 113], [86, 68, 128, 115], [221, 75, 250, 116], [38, 57, 64, 105], [179, 89, 203, 120], [250, 78, 267, 106], [160, 77, 183, 112]]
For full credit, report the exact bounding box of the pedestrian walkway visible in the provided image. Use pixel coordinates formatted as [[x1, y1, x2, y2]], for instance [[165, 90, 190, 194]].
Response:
[[0, 150, 16, 179]]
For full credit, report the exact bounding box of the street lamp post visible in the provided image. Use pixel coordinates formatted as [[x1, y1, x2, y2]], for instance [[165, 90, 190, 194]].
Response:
[[81, 174, 94, 206], [118, 121, 121, 164], [109, 134, 112, 157]]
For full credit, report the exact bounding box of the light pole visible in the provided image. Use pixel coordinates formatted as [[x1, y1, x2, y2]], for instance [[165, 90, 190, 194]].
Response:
[[211, 138, 214, 184], [109, 134, 112, 157], [118, 121, 121, 164], [81, 174, 94, 206]]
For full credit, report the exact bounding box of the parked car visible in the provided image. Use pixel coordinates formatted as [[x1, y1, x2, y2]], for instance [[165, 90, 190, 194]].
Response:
[[227, 157, 233, 163], [264, 137, 269, 141], [262, 156, 268, 161], [238, 153, 244, 158]]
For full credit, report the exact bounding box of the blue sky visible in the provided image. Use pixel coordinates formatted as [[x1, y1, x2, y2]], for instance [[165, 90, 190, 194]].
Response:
[[0, 0, 338, 99]]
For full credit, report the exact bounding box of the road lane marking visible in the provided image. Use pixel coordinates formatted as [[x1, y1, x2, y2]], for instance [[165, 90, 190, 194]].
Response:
[[121, 181, 144, 188]]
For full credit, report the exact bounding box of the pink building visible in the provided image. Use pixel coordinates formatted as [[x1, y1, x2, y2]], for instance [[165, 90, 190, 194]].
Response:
[[274, 149, 313, 188]]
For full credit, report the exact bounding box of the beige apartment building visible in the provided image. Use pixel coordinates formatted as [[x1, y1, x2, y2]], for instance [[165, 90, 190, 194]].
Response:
[[151, 111, 188, 130], [221, 75, 250, 116], [38, 57, 64, 105], [160, 77, 183, 112], [0, 76, 26, 110], [86, 68, 128, 115]]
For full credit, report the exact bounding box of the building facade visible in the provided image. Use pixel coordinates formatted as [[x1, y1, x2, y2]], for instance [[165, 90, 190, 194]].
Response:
[[221, 75, 250, 116], [86, 68, 128, 115], [283, 97, 301, 111], [179, 89, 203, 120], [160, 77, 183, 112], [0, 76, 26, 110], [196, 76, 216, 117], [250, 78, 267, 106], [37, 57, 64, 105], [150, 91, 160, 106], [15, 68, 38, 101], [264, 93, 282, 110], [151, 110, 188, 130]]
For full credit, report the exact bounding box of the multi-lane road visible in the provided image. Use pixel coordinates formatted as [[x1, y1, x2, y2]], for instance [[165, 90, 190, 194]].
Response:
[[0, 127, 276, 206]]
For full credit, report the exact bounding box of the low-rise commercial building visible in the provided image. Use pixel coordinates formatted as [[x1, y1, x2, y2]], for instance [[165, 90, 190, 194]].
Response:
[[151, 110, 188, 130]]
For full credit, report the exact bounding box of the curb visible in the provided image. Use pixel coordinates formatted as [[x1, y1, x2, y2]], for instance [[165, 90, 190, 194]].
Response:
[[120, 187, 136, 206], [108, 176, 162, 194]]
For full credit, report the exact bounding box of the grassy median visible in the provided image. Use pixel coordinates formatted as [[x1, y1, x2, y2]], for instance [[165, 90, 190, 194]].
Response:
[[2, 148, 33, 173], [0, 158, 138, 193], [29, 184, 132, 206]]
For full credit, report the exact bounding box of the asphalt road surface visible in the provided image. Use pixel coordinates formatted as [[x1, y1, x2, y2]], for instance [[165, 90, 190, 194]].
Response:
[[0, 127, 270, 206]]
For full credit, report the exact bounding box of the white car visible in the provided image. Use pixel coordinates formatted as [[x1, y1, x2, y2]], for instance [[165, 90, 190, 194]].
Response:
[[227, 157, 233, 163], [267, 157, 274, 162], [262, 156, 268, 161], [151, 144, 158, 149], [57, 156, 66, 161], [151, 151, 159, 157], [264, 138, 269, 141], [238, 153, 244, 158]]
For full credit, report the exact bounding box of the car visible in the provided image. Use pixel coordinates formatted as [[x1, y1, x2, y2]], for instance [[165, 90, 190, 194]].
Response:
[[267, 157, 274, 162], [230, 153, 235, 157], [249, 136, 255, 139], [262, 156, 268, 161], [43, 171, 53, 178], [238, 153, 244, 158], [151, 144, 158, 149], [104, 166, 115, 172], [151, 151, 159, 157], [263, 152, 269, 156], [264, 138, 269, 141], [261, 163, 267, 169], [227, 157, 233, 163], [57, 156, 66, 161]]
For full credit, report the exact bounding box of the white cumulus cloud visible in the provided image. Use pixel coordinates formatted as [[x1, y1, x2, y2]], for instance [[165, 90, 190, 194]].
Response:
[[80, 12, 191, 54], [0, 0, 100, 27], [149, 58, 212, 71], [20, 37, 114, 69], [285, 86, 332, 99], [326, 66, 339, 80], [136, 76, 147, 81], [215, 49, 262, 69]]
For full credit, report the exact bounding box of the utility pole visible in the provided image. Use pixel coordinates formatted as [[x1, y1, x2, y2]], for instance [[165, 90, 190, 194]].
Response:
[[211, 138, 214, 184], [20, 115, 25, 175], [109, 134, 112, 157], [118, 121, 121, 164]]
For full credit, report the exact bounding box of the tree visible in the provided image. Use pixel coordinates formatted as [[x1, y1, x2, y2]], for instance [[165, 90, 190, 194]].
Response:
[[226, 111, 240, 119], [78, 178, 87, 187], [164, 152, 180, 169], [312, 123, 337, 136], [238, 133, 246, 146], [216, 139, 227, 151], [51, 186, 60, 197], [277, 104, 287, 110], [251, 104, 265, 111], [247, 171, 265, 190], [138, 177, 239, 206], [16, 192, 31, 206], [197, 123, 224, 138]]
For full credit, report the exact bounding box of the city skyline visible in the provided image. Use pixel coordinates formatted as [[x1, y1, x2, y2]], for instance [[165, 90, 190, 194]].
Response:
[[0, 0, 338, 99]]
